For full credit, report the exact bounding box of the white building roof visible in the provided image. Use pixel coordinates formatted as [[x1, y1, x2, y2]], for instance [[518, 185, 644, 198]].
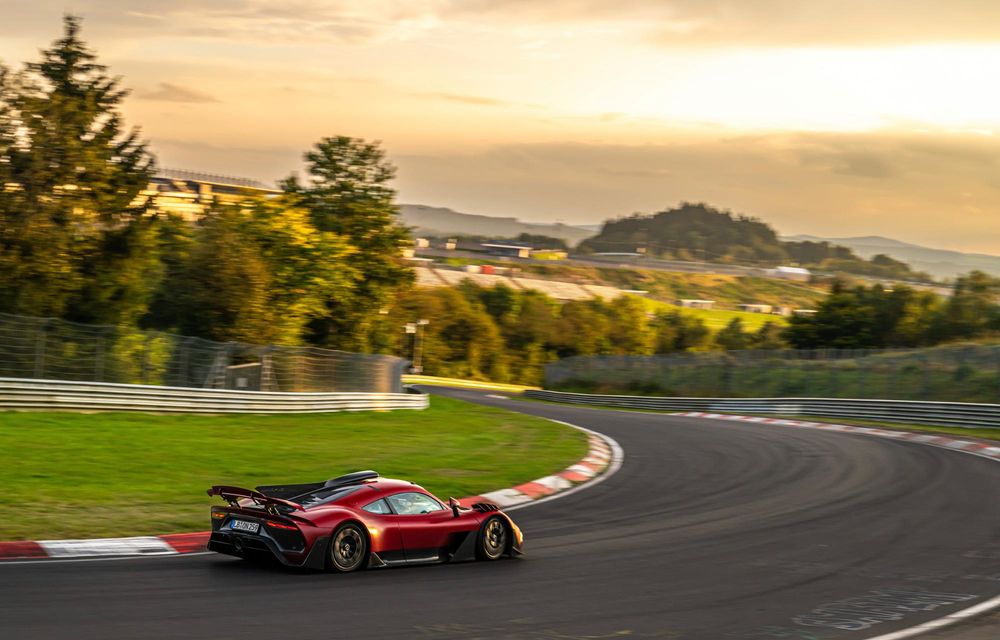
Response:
[[775, 266, 811, 275], [481, 243, 532, 250]]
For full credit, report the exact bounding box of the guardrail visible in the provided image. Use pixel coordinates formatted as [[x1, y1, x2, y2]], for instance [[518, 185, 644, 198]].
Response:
[[524, 390, 1000, 428], [0, 378, 429, 414]]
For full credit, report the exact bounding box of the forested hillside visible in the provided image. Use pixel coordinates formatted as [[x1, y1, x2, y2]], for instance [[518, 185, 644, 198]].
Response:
[[580, 203, 932, 282]]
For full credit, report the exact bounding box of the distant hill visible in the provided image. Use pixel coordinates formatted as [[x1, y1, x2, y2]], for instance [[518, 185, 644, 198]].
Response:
[[784, 235, 1000, 280], [398, 204, 596, 247], [580, 202, 932, 282]]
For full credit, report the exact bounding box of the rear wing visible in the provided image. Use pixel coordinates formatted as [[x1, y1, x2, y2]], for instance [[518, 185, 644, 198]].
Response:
[[207, 485, 303, 514]]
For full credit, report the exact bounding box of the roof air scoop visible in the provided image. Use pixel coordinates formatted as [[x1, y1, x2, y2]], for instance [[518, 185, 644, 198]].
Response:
[[324, 470, 379, 488]]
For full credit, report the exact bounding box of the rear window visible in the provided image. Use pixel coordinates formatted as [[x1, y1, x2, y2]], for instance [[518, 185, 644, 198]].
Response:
[[296, 486, 361, 509]]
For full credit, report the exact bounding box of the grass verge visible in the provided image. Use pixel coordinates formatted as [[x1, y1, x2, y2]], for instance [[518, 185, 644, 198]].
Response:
[[0, 396, 587, 540]]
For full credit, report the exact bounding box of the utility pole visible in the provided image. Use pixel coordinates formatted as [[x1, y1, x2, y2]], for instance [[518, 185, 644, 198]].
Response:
[[406, 319, 430, 374]]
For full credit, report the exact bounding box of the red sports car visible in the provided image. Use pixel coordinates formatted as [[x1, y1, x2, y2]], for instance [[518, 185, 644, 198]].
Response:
[[207, 471, 524, 572]]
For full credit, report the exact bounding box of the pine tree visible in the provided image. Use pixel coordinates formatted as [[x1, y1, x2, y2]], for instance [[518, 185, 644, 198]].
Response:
[[0, 15, 156, 322]]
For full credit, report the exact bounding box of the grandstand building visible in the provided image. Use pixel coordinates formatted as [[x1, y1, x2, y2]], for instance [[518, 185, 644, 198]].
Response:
[[137, 169, 280, 221]]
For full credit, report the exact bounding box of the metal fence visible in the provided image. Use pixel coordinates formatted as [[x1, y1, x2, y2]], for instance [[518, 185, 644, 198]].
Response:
[[525, 389, 1000, 428], [545, 346, 1000, 404], [0, 313, 408, 393]]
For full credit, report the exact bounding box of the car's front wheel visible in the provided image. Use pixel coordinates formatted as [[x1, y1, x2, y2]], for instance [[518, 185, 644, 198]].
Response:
[[477, 516, 508, 561], [328, 522, 368, 572]]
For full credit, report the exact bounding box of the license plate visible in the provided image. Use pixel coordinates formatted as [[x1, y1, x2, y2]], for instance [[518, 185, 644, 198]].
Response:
[[230, 520, 260, 533]]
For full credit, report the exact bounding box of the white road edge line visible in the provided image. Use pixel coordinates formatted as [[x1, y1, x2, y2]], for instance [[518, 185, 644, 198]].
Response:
[[864, 594, 1000, 640]]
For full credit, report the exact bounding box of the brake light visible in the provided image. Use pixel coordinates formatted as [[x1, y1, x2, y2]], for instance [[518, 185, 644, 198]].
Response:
[[211, 512, 225, 519], [266, 521, 298, 531]]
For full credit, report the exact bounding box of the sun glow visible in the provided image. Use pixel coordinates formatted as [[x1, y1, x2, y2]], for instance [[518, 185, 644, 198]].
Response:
[[569, 44, 1000, 133]]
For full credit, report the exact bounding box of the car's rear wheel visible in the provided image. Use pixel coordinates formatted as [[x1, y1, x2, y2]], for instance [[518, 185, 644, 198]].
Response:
[[328, 522, 368, 572], [477, 516, 508, 561]]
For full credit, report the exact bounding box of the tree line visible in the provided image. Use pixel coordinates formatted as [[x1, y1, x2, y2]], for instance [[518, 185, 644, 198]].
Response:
[[385, 283, 789, 384], [785, 273, 1000, 349], [0, 17, 411, 352], [3, 17, 999, 389]]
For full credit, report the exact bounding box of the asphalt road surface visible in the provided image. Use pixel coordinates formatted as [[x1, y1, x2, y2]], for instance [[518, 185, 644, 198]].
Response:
[[2, 388, 998, 640]]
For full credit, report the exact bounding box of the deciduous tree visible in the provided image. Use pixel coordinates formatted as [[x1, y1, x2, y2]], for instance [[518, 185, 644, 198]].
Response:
[[282, 136, 413, 351]]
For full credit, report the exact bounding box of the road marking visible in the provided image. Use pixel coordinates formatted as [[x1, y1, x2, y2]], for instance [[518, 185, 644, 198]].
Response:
[[793, 587, 978, 633], [863, 594, 1000, 639]]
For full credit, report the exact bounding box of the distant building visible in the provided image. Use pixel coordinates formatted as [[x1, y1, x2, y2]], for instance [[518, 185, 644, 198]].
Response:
[[530, 250, 568, 260], [414, 237, 430, 248], [444, 238, 458, 250], [593, 252, 643, 258], [792, 309, 818, 317], [768, 266, 811, 282], [677, 299, 715, 309], [137, 169, 280, 221], [737, 304, 773, 314], [481, 243, 532, 259]]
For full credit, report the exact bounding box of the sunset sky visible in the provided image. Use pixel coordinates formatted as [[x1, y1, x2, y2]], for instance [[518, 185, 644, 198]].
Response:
[[3, 1, 1000, 251]]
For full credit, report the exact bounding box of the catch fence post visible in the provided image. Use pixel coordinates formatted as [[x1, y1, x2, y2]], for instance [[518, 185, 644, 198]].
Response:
[[995, 347, 1000, 404], [33, 319, 48, 379], [179, 338, 191, 387], [882, 350, 894, 399], [95, 329, 106, 382], [921, 353, 931, 399], [722, 357, 733, 396], [857, 350, 868, 397], [141, 332, 152, 385]]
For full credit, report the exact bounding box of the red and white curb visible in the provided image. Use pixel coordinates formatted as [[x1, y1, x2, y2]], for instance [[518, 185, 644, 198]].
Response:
[[674, 412, 1000, 462], [460, 431, 619, 508], [0, 532, 212, 561], [0, 427, 621, 562]]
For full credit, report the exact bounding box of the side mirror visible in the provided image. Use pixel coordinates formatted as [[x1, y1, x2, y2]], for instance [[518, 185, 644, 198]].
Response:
[[448, 497, 460, 518]]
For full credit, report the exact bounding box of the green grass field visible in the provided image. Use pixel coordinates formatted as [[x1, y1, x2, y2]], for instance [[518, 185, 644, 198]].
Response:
[[0, 396, 587, 540], [438, 257, 828, 311], [637, 298, 786, 331]]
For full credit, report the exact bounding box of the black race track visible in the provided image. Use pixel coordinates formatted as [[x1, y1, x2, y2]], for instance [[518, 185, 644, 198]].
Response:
[[3, 388, 999, 640]]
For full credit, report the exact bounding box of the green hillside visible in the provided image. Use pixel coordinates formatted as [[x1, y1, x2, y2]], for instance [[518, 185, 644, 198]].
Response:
[[579, 202, 933, 282]]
